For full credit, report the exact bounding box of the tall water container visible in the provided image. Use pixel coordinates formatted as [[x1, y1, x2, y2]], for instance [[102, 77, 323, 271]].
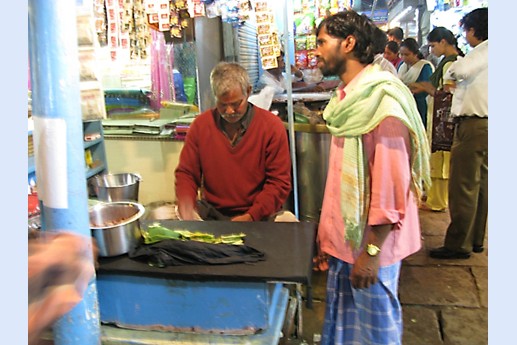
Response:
[[286, 123, 331, 222]]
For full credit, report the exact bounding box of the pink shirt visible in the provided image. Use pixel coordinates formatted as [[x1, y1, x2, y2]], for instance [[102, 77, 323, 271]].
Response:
[[318, 72, 422, 266]]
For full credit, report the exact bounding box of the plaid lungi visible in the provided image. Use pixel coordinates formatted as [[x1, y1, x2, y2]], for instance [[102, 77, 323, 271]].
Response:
[[321, 257, 402, 345]]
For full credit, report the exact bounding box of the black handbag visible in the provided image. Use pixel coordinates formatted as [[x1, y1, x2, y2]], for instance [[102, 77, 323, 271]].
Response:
[[431, 90, 455, 152]]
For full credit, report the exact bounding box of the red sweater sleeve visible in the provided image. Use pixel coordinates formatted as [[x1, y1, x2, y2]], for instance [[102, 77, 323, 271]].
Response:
[[246, 111, 292, 220], [174, 113, 204, 211]]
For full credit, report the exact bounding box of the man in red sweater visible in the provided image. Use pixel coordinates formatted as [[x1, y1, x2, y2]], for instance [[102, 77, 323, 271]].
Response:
[[175, 62, 294, 222]]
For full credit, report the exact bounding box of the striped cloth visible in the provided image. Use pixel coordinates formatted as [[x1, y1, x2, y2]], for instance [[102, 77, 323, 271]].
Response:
[[321, 257, 402, 345]]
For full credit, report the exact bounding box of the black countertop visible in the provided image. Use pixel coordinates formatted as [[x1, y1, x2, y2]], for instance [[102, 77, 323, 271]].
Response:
[[97, 220, 317, 285]]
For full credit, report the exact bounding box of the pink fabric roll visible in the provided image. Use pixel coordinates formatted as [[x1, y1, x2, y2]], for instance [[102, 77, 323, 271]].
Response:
[[150, 30, 176, 110]]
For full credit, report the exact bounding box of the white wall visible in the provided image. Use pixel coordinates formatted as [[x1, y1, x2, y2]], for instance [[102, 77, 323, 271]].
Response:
[[104, 138, 184, 205]]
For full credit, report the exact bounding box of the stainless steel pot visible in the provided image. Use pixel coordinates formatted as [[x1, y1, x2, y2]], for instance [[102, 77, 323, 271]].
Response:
[[91, 173, 142, 202], [286, 123, 330, 222], [89, 201, 145, 257]]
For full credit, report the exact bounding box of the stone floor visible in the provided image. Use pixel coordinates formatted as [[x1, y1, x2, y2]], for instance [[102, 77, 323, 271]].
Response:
[[281, 209, 488, 345]]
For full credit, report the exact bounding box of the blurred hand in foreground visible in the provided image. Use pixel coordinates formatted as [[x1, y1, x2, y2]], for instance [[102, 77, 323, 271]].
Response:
[[28, 232, 97, 345]]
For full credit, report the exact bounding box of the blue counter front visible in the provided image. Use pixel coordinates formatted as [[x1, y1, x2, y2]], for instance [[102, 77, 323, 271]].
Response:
[[96, 220, 317, 344]]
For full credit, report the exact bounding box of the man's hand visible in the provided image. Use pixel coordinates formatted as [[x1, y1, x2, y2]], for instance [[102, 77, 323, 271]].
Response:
[[177, 202, 196, 221], [28, 232, 96, 345], [231, 213, 253, 222], [313, 252, 329, 271], [350, 250, 381, 289], [350, 224, 394, 289]]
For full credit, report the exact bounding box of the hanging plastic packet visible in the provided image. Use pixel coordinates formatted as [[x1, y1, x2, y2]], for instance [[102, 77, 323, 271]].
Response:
[[179, 8, 191, 28], [78, 48, 99, 82], [237, 0, 252, 23], [204, 0, 220, 18], [77, 14, 96, 46], [221, 0, 241, 26]]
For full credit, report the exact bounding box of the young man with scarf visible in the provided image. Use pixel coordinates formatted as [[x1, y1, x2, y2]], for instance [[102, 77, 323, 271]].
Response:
[[313, 11, 431, 344]]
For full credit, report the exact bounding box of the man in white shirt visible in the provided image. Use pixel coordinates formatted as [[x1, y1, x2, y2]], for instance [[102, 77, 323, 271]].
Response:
[[430, 7, 488, 259], [257, 52, 304, 94]]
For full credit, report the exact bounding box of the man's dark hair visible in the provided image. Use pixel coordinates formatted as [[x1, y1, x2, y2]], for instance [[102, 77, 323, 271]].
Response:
[[372, 26, 388, 55], [316, 10, 376, 64], [460, 7, 488, 41], [387, 27, 404, 41]]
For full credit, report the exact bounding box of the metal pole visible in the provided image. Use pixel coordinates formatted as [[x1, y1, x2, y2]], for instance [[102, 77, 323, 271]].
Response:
[[371, 0, 379, 19], [28, 0, 101, 344], [282, 0, 299, 219]]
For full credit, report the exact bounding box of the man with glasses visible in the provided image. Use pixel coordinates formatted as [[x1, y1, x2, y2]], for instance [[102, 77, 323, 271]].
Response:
[[175, 62, 295, 222]]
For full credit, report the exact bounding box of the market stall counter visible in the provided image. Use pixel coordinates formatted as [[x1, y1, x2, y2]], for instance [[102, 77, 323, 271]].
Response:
[[96, 220, 317, 344]]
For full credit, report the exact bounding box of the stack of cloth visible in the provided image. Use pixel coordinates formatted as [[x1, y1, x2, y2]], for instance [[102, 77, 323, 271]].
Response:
[[104, 89, 155, 117]]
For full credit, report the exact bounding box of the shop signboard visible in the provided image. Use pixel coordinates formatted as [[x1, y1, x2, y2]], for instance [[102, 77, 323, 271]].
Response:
[[387, 0, 419, 22], [361, 9, 389, 24]]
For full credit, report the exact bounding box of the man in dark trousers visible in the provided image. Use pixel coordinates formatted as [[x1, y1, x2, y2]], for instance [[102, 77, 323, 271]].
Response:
[[430, 7, 488, 259]]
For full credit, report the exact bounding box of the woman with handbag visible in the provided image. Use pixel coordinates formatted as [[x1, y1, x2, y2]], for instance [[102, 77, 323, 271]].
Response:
[[409, 27, 464, 212]]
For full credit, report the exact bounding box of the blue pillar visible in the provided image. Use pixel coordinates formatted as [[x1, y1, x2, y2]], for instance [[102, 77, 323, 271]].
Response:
[[28, 0, 101, 344], [282, 0, 299, 219]]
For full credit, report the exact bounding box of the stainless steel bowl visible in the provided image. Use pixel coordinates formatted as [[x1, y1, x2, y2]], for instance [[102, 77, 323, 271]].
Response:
[[89, 201, 145, 257], [91, 173, 141, 202]]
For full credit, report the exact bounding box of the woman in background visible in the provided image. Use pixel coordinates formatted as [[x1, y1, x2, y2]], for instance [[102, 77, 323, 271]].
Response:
[[409, 27, 464, 212], [384, 40, 402, 70], [398, 38, 434, 128]]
